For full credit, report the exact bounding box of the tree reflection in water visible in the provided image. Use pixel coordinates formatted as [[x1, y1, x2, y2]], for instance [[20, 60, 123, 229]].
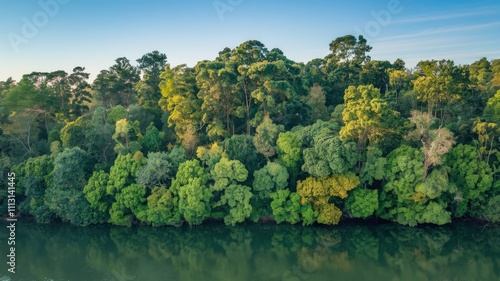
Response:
[[2, 222, 499, 281]]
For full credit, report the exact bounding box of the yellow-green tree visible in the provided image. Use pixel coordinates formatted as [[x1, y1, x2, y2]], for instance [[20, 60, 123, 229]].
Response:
[[340, 84, 398, 150], [297, 173, 359, 225], [158, 64, 202, 143], [112, 118, 142, 155]]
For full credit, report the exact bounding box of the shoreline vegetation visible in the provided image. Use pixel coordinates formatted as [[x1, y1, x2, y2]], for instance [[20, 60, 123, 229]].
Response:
[[2, 215, 496, 228], [0, 35, 499, 228]]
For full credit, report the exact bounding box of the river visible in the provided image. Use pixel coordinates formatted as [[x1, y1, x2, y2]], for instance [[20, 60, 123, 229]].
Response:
[[1, 221, 499, 281]]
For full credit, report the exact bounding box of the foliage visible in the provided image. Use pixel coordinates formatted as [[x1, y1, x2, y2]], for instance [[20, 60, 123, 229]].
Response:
[[270, 189, 301, 224], [109, 183, 147, 226], [17, 155, 55, 222], [340, 84, 398, 149], [2, 39, 500, 228], [83, 170, 111, 216], [406, 110, 456, 179], [251, 162, 289, 220], [253, 115, 284, 159], [482, 195, 500, 223], [171, 159, 211, 225], [45, 147, 98, 226], [107, 153, 144, 195], [113, 118, 142, 155], [197, 142, 225, 171], [144, 187, 181, 226], [136, 147, 186, 188], [211, 158, 252, 225], [445, 144, 494, 217], [141, 123, 166, 154], [297, 173, 359, 225], [346, 188, 379, 218], [380, 145, 452, 226], [222, 134, 264, 175], [159, 64, 201, 142], [84, 107, 115, 164], [359, 146, 386, 186], [92, 57, 140, 108], [60, 116, 89, 148], [276, 131, 302, 185], [302, 128, 357, 177]]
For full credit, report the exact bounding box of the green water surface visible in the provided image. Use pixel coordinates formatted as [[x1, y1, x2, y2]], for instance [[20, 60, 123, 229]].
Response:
[[1, 221, 499, 281]]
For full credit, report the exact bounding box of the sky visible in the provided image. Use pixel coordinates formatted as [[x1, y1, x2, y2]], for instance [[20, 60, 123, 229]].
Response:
[[1, 0, 499, 82]]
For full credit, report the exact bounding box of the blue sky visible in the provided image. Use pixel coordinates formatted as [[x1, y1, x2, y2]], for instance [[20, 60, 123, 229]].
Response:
[[1, 0, 499, 82]]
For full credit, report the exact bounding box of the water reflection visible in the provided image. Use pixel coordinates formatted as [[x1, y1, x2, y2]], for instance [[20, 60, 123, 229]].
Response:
[[1, 222, 498, 281]]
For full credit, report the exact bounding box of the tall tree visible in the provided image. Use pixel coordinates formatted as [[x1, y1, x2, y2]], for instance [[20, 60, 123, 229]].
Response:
[[135, 51, 168, 108], [339, 84, 400, 160], [159, 64, 202, 144], [196, 59, 240, 139], [93, 57, 140, 108]]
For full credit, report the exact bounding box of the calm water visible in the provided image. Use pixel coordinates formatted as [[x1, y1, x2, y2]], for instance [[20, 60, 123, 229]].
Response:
[[1, 221, 499, 281]]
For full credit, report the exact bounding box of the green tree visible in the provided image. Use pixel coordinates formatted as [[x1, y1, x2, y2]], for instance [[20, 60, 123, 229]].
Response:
[[302, 128, 357, 177], [222, 134, 265, 175], [136, 147, 186, 188], [144, 186, 182, 226], [359, 60, 392, 94], [253, 115, 284, 159], [112, 118, 142, 155], [171, 159, 211, 225], [251, 162, 289, 220], [359, 146, 386, 186], [45, 147, 98, 226], [17, 155, 55, 223], [483, 195, 500, 223], [380, 145, 452, 226], [196, 59, 239, 139], [135, 51, 168, 108], [211, 158, 252, 225], [106, 153, 146, 226], [445, 144, 494, 217], [83, 170, 111, 221], [483, 90, 500, 123], [197, 142, 225, 171], [92, 57, 140, 108], [109, 183, 148, 226], [60, 116, 89, 149], [388, 69, 410, 104], [84, 107, 115, 164], [232, 40, 268, 134], [413, 60, 471, 120], [322, 35, 372, 107], [269, 189, 301, 224], [303, 85, 329, 121], [345, 188, 378, 218], [276, 131, 302, 185], [247, 59, 309, 129], [67, 67, 92, 119], [141, 123, 166, 154]]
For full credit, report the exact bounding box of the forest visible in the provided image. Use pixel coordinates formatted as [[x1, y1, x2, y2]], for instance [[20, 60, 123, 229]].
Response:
[[0, 35, 499, 227]]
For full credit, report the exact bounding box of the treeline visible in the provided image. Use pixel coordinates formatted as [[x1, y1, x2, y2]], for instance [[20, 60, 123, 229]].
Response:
[[0, 35, 499, 227]]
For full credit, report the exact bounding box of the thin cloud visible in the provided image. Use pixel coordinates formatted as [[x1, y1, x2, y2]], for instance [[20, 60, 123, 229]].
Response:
[[372, 39, 499, 55], [393, 8, 499, 24], [373, 22, 500, 42]]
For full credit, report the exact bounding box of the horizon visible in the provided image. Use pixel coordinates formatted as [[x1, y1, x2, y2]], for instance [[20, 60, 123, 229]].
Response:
[[1, 0, 500, 82]]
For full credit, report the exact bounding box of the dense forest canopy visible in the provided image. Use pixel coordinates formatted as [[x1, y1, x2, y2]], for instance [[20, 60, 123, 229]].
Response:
[[1, 35, 499, 227]]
